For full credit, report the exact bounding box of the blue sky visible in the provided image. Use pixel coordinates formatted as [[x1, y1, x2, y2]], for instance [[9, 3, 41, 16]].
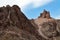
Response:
[[22, 0, 60, 19], [0, 0, 60, 19]]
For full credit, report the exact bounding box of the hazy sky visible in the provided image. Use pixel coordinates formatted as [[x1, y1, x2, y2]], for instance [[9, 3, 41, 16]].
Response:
[[0, 0, 60, 19]]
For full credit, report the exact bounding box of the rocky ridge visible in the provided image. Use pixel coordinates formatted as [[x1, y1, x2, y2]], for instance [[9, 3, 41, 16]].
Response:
[[0, 5, 60, 40], [0, 5, 39, 40]]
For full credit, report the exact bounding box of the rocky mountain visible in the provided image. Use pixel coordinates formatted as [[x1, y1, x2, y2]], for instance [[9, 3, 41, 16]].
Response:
[[0, 5, 60, 40], [0, 5, 46, 40], [31, 10, 60, 40]]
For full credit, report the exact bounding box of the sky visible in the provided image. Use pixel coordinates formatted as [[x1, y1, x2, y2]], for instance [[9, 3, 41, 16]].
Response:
[[0, 0, 60, 19]]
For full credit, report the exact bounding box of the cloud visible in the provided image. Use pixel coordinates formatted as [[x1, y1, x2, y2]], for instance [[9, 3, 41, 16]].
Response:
[[32, 0, 53, 8], [55, 16, 60, 19], [0, 0, 53, 8]]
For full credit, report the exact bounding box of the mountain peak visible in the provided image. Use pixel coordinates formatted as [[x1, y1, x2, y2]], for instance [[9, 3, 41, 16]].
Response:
[[38, 9, 51, 19]]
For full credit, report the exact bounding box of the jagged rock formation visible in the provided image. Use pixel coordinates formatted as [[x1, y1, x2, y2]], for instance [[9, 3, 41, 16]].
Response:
[[31, 10, 60, 40], [38, 10, 51, 19]]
